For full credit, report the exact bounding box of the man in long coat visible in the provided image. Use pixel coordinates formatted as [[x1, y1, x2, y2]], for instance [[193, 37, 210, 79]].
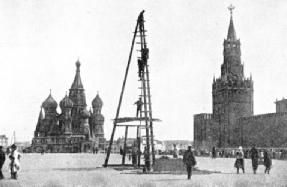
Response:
[[0, 146, 6, 179], [212, 146, 216, 159], [250, 145, 259, 174], [183, 145, 197, 179], [264, 149, 272, 174], [131, 146, 138, 167]]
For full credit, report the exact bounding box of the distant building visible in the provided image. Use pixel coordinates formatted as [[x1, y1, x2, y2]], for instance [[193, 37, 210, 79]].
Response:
[[141, 136, 163, 152], [194, 8, 287, 149], [0, 135, 8, 147], [162, 140, 193, 150], [275, 98, 287, 113], [31, 59, 105, 153]]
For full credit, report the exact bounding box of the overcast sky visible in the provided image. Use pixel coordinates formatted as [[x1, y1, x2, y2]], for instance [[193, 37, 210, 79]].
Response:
[[1, 0, 287, 142]]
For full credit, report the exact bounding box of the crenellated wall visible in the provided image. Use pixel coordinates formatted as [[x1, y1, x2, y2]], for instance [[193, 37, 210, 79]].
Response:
[[238, 112, 287, 147]]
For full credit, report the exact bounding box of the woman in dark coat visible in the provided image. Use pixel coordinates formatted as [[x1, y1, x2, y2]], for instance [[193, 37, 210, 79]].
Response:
[[250, 145, 259, 174], [264, 149, 272, 174]]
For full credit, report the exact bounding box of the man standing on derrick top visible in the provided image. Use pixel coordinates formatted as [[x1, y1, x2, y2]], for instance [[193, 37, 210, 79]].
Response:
[[134, 98, 143, 117]]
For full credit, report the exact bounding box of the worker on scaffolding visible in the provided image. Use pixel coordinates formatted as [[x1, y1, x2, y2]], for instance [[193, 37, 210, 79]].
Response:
[[134, 98, 143, 117], [142, 48, 149, 62], [137, 59, 146, 78], [138, 47, 149, 78]]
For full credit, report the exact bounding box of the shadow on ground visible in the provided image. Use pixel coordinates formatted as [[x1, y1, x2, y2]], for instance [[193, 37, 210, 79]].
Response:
[[53, 167, 113, 171], [119, 168, 221, 175]]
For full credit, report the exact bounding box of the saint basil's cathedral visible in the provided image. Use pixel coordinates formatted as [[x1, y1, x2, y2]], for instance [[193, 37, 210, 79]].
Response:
[[31, 59, 105, 153]]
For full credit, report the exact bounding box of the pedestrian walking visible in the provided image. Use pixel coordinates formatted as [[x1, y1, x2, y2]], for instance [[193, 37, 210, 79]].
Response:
[[120, 146, 124, 156], [131, 146, 138, 167], [234, 146, 245, 173], [143, 146, 150, 173], [250, 145, 259, 174], [264, 149, 272, 174], [0, 146, 6, 179], [212, 146, 216, 159], [9, 144, 21, 180], [183, 145, 197, 180], [173, 144, 178, 158]]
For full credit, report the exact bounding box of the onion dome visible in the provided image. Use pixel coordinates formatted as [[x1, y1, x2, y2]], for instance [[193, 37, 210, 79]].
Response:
[[81, 108, 90, 118], [92, 92, 103, 109], [60, 93, 74, 108], [42, 91, 58, 110], [94, 113, 105, 121]]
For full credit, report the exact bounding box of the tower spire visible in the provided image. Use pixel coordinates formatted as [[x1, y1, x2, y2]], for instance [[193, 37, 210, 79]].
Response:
[[227, 4, 237, 41], [71, 59, 83, 89]]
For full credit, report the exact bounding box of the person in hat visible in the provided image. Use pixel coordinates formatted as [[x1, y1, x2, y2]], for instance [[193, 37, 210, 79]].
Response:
[[9, 144, 21, 180], [0, 146, 5, 179], [250, 145, 259, 174], [234, 146, 245, 174], [183, 145, 197, 179]]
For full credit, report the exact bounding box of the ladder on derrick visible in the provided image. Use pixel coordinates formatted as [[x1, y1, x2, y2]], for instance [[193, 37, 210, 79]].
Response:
[[103, 10, 158, 171], [137, 13, 156, 166]]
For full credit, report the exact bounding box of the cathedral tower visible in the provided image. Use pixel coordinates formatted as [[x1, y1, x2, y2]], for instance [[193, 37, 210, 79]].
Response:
[[34, 106, 43, 137], [212, 5, 254, 147], [69, 59, 87, 134], [91, 92, 105, 139], [42, 92, 59, 136], [59, 93, 74, 135]]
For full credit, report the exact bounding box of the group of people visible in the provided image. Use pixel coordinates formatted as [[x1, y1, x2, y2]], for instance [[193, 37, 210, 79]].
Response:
[[0, 144, 21, 180], [237, 145, 272, 174], [183, 144, 274, 179], [120, 145, 150, 172], [198, 147, 287, 160], [134, 46, 150, 118]]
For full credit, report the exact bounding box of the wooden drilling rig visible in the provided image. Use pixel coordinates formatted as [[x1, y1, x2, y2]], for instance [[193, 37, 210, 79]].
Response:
[[104, 11, 160, 171]]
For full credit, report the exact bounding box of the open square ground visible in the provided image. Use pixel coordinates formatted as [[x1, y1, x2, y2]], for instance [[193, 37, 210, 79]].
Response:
[[0, 154, 287, 187]]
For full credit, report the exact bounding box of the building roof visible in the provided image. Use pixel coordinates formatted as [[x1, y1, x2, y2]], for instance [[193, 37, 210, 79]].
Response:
[[0, 135, 8, 139]]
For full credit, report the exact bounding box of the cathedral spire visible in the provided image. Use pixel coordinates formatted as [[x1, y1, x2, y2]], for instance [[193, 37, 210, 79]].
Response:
[[227, 4, 237, 41], [71, 58, 84, 89], [38, 106, 43, 120]]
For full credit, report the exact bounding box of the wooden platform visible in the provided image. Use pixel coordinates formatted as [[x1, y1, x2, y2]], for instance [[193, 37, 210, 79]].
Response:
[[112, 117, 161, 123]]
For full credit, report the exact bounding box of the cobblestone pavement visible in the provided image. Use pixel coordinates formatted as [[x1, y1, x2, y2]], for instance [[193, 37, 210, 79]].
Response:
[[0, 154, 287, 187]]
